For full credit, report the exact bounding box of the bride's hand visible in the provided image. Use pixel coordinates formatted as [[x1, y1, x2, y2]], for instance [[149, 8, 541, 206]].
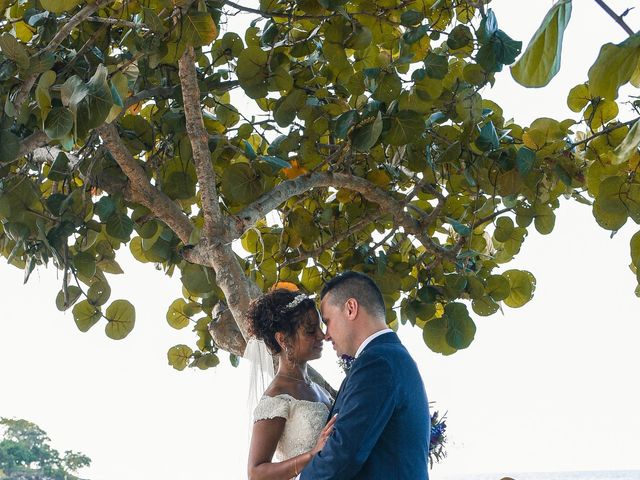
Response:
[[311, 414, 338, 455]]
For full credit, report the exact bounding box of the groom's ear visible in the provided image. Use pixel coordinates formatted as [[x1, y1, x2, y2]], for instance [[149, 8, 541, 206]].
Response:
[[344, 298, 359, 320]]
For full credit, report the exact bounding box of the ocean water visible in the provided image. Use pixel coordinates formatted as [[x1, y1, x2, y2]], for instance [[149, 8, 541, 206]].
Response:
[[438, 471, 640, 480]]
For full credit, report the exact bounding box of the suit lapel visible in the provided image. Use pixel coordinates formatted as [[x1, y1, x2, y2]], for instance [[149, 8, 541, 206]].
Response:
[[327, 333, 399, 419], [328, 367, 354, 417]]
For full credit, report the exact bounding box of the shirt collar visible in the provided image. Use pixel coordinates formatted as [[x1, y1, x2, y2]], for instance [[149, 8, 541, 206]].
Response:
[[354, 328, 393, 358]]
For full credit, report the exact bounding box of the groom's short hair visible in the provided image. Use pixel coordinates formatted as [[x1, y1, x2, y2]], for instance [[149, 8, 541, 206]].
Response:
[[321, 271, 386, 319]]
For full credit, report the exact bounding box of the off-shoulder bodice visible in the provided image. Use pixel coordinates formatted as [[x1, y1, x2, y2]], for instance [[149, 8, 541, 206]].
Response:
[[253, 393, 330, 462]]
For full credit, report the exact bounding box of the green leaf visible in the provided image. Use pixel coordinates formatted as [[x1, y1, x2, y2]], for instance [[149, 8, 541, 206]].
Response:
[[516, 146, 536, 175], [318, 0, 348, 10], [143, 7, 167, 33], [593, 176, 628, 231], [47, 152, 70, 181], [301, 266, 323, 292], [167, 345, 193, 371], [372, 72, 402, 103], [40, 0, 82, 13], [260, 155, 291, 169], [180, 263, 216, 296], [73, 251, 96, 278], [220, 163, 264, 205], [3, 222, 30, 242], [444, 303, 476, 350], [94, 197, 116, 222], [166, 298, 194, 329], [335, 110, 358, 139], [87, 280, 111, 307], [533, 203, 555, 235], [475, 121, 499, 151], [588, 33, 640, 100], [447, 24, 473, 50], [182, 12, 218, 47], [424, 53, 448, 79], [494, 30, 522, 65], [0, 130, 20, 164], [503, 269, 536, 308], [613, 121, 640, 165], [0, 33, 29, 70], [72, 299, 102, 333], [44, 107, 73, 140], [75, 65, 114, 138], [631, 230, 640, 269], [106, 212, 134, 241], [28, 52, 56, 75], [274, 89, 307, 127], [485, 275, 511, 301], [472, 296, 500, 316], [446, 217, 471, 236], [567, 83, 591, 112], [104, 300, 135, 340], [423, 317, 457, 356], [384, 110, 425, 146], [289, 207, 321, 246], [400, 10, 424, 27], [510, 0, 572, 87], [55, 286, 82, 311], [353, 112, 383, 151], [236, 46, 269, 99]]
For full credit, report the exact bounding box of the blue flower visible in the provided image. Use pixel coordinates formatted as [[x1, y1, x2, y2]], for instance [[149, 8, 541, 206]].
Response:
[[337, 354, 355, 372]]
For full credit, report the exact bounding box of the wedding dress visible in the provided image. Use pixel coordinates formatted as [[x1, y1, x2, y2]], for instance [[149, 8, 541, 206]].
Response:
[[253, 392, 330, 461]]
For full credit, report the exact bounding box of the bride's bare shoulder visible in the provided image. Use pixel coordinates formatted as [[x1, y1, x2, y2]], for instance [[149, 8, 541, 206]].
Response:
[[263, 378, 296, 398]]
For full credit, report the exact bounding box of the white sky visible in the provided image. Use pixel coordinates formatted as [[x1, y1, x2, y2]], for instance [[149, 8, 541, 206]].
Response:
[[2, 1, 640, 479]]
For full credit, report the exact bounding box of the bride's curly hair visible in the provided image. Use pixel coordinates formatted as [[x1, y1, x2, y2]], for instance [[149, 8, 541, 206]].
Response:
[[247, 289, 317, 354]]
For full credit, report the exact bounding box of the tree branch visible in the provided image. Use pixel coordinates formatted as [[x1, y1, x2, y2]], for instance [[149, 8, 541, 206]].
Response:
[[176, 47, 263, 340], [235, 171, 457, 260], [570, 117, 639, 148], [97, 123, 194, 244], [225, 0, 332, 20], [182, 239, 262, 343], [281, 211, 382, 268], [17, 131, 49, 160], [594, 0, 635, 36], [178, 47, 224, 240]]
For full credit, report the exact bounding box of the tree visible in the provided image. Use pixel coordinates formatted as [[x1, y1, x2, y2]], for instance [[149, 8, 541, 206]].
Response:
[[0, 418, 91, 480], [1, 0, 639, 383]]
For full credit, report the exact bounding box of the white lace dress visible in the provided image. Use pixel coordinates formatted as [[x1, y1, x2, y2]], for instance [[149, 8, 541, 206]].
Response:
[[253, 393, 330, 462]]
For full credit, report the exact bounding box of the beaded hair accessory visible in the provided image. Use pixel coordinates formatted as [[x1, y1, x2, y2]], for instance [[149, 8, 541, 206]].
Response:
[[280, 293, 308, 313]]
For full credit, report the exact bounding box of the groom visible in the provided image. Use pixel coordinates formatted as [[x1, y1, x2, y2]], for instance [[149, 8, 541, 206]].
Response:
[[300, 271, 430, 479]]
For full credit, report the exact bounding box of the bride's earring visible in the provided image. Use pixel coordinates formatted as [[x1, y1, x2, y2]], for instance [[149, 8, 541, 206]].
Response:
[[285, 345, 295, 365]]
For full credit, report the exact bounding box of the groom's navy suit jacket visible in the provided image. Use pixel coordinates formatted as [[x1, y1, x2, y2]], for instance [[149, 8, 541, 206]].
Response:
[[300, 332, 430, 479]]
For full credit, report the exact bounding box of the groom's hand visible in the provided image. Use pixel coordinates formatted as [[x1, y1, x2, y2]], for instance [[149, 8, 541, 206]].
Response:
[[311, 414, 338, 455]]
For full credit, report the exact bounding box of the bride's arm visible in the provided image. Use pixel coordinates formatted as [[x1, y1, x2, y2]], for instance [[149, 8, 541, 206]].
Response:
[[248, 416, 336, 480]]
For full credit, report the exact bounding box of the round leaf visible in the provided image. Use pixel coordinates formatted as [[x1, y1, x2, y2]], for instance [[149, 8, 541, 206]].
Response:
[[44, 107, 73, 140], [87, 280, 111, 307], [423, 317, 457, 356], [443, 303, 476, 349], [167, 344, 193, 371], [503, 269, 536, 308], [104, 300, 135, 340], [220, 163, 264, 205], [72, 299, 102, 333], [55, 286, 82, 311]]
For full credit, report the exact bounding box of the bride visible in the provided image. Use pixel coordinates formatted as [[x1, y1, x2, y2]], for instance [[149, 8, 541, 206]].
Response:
[[245, 289, 336, 480]]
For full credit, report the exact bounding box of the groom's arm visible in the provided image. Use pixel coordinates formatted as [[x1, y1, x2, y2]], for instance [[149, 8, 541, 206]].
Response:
[[300, 353, 396, 480]]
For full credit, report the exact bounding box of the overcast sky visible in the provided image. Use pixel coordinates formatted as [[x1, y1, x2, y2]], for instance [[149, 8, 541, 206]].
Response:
[[2, 1, 640, 479]]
